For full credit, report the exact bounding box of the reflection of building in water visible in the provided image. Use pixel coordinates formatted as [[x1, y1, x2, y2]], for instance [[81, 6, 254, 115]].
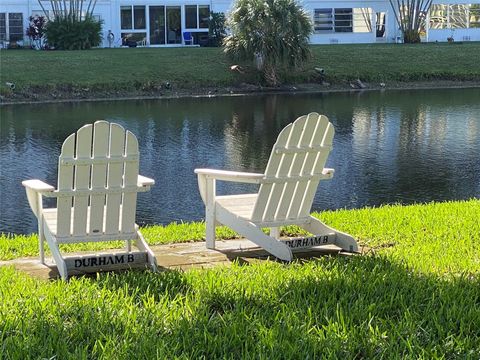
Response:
[[349, 97, 480, 204]]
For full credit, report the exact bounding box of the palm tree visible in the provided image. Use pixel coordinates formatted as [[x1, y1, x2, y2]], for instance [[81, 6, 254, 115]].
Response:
[[224, 0, 312, 86]]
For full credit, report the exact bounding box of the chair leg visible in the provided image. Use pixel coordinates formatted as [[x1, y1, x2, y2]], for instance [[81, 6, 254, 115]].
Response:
[[205, 213, 216, 249], [38, 217, 45, 264], [39, 232, 45, 264], [135, 230, 158, 272], [205, 177, 216, 249], [44, 230, 68, 280], [270, 227, 280, 239], [216, 207, 292, 261]]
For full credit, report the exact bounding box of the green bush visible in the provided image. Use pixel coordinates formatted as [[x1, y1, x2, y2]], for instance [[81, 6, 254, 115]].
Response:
[[45, 16, 102, 50]]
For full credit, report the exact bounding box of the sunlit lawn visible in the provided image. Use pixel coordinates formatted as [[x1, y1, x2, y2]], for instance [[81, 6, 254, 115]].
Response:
[[1, 200, 479, 358], [1, 42, 479, 93]]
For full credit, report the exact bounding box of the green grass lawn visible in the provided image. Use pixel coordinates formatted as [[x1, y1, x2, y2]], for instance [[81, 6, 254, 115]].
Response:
[[1, 43, 480, 95], [1, 200, 479, 358]]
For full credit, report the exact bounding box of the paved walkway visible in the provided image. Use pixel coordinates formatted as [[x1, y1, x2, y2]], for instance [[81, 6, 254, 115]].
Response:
[[0, 239, 358, 280]]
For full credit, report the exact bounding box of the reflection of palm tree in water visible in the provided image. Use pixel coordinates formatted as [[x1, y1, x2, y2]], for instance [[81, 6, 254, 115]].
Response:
[[223, 96, 299, 171]]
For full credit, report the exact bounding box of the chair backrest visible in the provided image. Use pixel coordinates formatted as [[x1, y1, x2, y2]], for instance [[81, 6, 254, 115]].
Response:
[[183, 31, 192, 41], [251, 113, 334, 223], [55, 121, 140, 238]]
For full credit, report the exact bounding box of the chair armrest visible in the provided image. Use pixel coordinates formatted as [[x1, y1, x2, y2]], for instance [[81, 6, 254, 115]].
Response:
[[138, 175, 155, 187], [22, 179, 55, 218], [195, 168, 264, 184], [22, 179, 55, 193]]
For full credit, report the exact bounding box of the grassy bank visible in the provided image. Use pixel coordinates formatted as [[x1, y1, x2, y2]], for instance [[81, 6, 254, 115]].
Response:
[[1, 43, 480, 101], [1, 200, 479, 358]]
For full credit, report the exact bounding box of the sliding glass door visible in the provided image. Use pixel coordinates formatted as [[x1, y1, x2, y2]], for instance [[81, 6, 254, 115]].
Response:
[[166, 6, 181, 44], [149, 6, 165, 45]]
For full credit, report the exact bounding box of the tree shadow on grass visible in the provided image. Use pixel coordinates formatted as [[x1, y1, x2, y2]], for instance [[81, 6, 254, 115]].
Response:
[[2, 255, 479, 359], [165, 255, 480, 358]]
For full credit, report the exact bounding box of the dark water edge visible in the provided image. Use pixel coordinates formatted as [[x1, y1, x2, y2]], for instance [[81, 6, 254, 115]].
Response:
[[1, 88, 479, 234]]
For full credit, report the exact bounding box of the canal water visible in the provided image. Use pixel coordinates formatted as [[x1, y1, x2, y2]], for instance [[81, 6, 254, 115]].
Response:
[[1, 88, 479, 234]]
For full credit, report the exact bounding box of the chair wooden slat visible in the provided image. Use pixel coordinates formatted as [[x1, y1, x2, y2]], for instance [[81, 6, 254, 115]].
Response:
[[261, 115, 307, 222], [56, 133, 75, 237], [121, 131, 139, 233], [298, 119, 335, 218], [104, 123, 125, 234], [289, 114, 330, 219], [89, 121, 109, 235], [251, 120, 296, 222], [72, 125, 93, 236], [276, 113, 319, 220]]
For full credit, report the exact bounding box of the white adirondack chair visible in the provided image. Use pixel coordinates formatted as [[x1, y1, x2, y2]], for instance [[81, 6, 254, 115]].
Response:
[[195, 113, 358, 261], [22, 121, 157, 279]]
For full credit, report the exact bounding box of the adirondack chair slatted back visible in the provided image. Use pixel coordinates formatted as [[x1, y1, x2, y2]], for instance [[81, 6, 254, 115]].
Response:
[[55, 121, 139, 238], [251, 113, 334, 223]]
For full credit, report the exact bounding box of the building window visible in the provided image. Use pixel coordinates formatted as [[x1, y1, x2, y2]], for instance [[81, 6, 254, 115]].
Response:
[[471, 4, 480, 27], [8, 13, 23, 41], [121, 32, 147, 46], [314, 9, 333, 32], [134, 6, 146, 29], [376, 12, 386, 37], [429, 4, 448, 29], [0, 13, 6, 41], [122, 5, 146, 30], [430, 4, 480, 29], [335, 8, 352, 32], [121, 6, 132, 29], [198, 5, 210, 28], [184, 5, 210, 29], [185, 5, 197, 28], [314, 8, 372, 33], [450, 4, 468, 28]]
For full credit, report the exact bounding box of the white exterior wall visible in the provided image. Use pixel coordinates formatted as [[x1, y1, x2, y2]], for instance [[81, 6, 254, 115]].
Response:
[[305, 1, 393, 44], [1, 0, 479, 47], [0, 0, 30, 46]]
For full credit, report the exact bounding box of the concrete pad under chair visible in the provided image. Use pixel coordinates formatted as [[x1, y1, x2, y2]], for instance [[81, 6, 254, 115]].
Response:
[[0, 239, 365, 280]]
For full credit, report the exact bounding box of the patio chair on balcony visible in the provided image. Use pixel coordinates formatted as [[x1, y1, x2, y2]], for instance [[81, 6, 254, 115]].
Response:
[[183, 31, 194, 45], [22, 121, 157, 279], [195, 113, 359, 261]]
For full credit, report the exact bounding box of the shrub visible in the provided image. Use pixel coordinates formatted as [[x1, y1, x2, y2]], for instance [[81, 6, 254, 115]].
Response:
[[45, 16, 102, 50], [208, 12, 226, 47]]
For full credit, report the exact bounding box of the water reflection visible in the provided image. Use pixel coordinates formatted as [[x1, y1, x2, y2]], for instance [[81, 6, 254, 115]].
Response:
[[1, 88, 479, 234]]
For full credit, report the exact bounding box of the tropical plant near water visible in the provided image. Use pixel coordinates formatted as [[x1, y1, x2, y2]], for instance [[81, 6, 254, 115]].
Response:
[[389, 0, 433, 43], [38, 0, 103, 50], [224, 0, 312, 86]]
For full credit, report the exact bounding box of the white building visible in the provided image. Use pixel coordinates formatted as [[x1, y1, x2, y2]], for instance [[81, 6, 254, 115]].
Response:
[[1, 0, 479, 47]]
